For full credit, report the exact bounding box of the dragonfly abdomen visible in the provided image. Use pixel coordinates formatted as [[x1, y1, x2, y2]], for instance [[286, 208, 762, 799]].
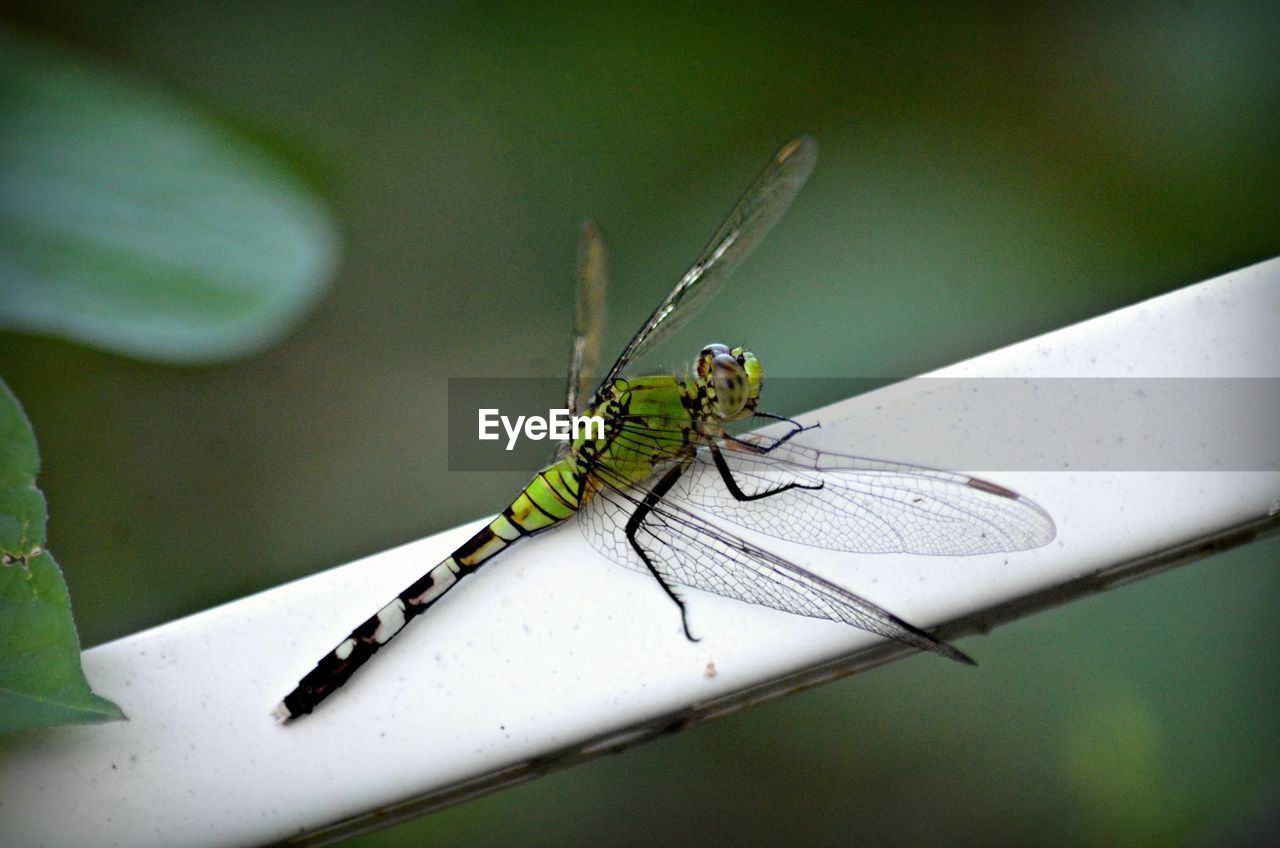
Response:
[[275, 458, 584, 721], [502, 459, 585, 530]]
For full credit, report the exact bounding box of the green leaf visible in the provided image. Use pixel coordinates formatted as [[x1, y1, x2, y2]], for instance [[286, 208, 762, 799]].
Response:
[[0, 29, 340, 363], [0, 379, 123, 735]]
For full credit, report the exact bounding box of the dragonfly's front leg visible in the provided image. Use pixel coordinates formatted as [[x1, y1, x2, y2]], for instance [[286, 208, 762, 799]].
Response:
[[725, 411, 819, 455], [709, 443, 824, 502], [625, 459, 701, 642]]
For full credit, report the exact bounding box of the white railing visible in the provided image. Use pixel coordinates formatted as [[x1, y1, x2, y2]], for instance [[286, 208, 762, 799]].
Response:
[[3, 258, 1277, 847]]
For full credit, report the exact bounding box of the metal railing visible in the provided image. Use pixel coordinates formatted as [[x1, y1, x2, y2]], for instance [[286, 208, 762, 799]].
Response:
[[3, 257, 1277, 847]]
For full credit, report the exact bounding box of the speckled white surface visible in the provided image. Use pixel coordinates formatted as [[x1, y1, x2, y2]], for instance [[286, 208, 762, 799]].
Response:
[[3, 258, 1277, 847]]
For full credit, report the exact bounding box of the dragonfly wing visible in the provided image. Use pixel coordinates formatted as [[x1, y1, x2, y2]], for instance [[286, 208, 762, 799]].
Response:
[[603, 137, 818, 384], [580, 462, 972, 663], [674, 434, 1057, 555], [566, 221, 608, 414]]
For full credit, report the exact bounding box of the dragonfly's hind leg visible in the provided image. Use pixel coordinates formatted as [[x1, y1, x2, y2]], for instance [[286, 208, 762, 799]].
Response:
[[626, 460, 701, 642], [709, 443, 823, 502]]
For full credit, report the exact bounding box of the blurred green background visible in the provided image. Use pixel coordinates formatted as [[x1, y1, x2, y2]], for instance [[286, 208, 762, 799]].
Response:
[[2, 1, 1278, 845]]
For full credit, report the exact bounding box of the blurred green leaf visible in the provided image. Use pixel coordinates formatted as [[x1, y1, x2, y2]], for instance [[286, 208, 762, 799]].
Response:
[[0, 28, 339, 363], [0, 379, 122, 735]]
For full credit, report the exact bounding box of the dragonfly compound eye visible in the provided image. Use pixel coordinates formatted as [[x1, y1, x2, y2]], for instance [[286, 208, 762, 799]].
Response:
[[711, 353, 749, 418], [738, 349, 762, 403], [696, 343, 731, 380]]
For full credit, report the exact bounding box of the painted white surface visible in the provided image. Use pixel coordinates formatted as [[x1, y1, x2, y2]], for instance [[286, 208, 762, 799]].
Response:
[[2, 258, 1277, 847]]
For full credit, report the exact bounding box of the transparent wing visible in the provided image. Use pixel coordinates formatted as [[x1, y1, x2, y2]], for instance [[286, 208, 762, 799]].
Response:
[[566, 221, 608, 414], [606, 415, 1057, 555], [581, 460, 971, 663], [603, 137, 818, 384]]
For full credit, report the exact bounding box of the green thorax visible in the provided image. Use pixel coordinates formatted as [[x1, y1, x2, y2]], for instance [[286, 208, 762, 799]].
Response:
[[572, 344, 763, 492], [577, 374, 700, 487], [503, 346, 763, 538]]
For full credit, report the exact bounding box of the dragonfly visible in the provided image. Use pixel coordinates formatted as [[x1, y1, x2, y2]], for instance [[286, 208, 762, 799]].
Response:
[[275, 136, 1056, 721]]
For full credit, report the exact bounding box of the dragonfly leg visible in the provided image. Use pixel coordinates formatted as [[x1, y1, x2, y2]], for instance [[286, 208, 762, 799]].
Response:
[[710, 443, 823, 502], [625, 460, 701, 642], [726, 412, 819, 455]]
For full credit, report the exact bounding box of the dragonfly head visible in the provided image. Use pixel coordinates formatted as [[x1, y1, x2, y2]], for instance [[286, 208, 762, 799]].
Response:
[[696, 343, 762, 421]]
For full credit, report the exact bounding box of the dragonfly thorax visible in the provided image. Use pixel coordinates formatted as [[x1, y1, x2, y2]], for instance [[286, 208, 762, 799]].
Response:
[[693, 343, 762, 422]]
